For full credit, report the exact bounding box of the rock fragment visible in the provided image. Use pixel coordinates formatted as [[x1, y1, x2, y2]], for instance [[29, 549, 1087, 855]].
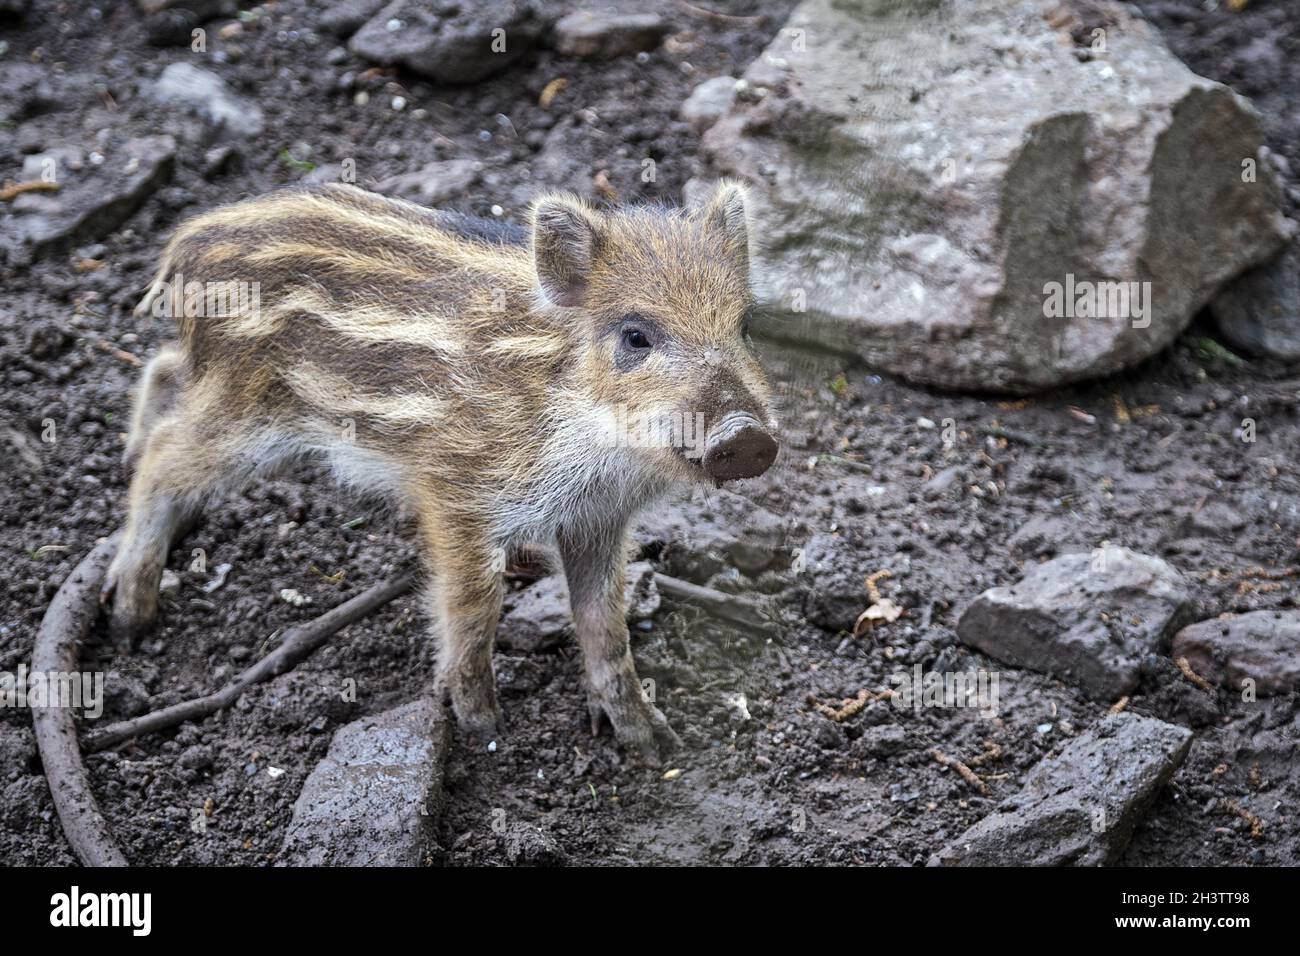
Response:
[[553, 9, 670, 59], [497, 562, 660, 653], [148, 62, 265, 139], [1172, 610, 1300, 697], [957, 549, 1191, 698], [278, 697, 449, 866], [1, 136, 175, 264], [350, 0, 546, 85], [931, 713, 1193, 866]]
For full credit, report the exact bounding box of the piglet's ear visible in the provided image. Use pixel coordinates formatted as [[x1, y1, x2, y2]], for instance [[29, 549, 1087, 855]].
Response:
[[532, 195, 602, 308], [695, 180, 750, 271]]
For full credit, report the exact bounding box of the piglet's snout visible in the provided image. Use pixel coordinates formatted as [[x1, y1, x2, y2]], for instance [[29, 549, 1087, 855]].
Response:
[[702, 411, 778, 482]]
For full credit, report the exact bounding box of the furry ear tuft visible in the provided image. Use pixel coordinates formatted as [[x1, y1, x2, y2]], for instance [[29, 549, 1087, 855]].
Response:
[[532, 195, 602, 308], [695, 180, 750, 270]]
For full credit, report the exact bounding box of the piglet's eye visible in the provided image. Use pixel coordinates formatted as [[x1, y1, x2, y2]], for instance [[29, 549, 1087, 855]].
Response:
[[622, 328, 651, 350]]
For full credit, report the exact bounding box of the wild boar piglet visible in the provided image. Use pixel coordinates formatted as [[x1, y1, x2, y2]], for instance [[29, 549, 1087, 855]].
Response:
[[103, 181, 779, 760]]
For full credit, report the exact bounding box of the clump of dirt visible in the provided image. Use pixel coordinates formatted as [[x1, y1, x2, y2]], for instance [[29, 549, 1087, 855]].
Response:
[[2, 0, 1297, 867]]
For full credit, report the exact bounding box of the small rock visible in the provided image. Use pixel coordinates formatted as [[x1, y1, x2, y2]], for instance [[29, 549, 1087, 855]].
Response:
[[103, 671, 150, 718], [158, 569, 181, 598], [278, 697, 449, 866], [1171, 610, 1300, 697], [501, 820, 567, 866], [15, 125, 44, 155], [497, 574, 570, 653], [680, 75, 738, 133], [930, 713, 1192, 866], [143, 8, 200, 46], [2, 136, 175, 263], [279, 588, 312, 607], [1212, 238, 1300, 360], [178, 744, 214, 771], [200, 144, 236, 179], [148, 62, 265, 139], [23, 321, 71, 360], [1177, 500, 1248, 541], [727, 538, 777, 575], [1006, 513, 1070, 557], [373, 158, 480, 205], [799, 532, 867, 632], [350, 0, 545, 85], [957, 549, 1192, 698], [497, 562, 659, 653], [302, 163, 346, 186], [553, 9, 670, 60], [923, 465, 962, 495], [852, 723, 908, 759], [319, 0, 389, 37]]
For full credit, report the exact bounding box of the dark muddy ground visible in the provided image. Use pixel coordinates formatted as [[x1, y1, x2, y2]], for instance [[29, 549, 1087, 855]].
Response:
[[1, 1, 1297, 866]]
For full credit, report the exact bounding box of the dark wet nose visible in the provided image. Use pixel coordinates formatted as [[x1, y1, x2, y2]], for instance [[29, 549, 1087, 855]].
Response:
[[702, 411, 778, 482]]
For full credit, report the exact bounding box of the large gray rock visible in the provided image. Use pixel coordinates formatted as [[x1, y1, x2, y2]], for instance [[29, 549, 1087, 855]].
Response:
[[957, 549, 1191, 699], [931, 713, 1192, 866], [1, 136, 175, 264], [1212, 238, 1300, 360], [349, 0, 546, 85], [1171, 610, 1300, 697], [697, 0, 1288, 393], [148, 62, 265, 139], [278, 697, 449, 866]]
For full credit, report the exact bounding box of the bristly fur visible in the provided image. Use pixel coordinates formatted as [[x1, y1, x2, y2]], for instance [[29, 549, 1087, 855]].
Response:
[[107, 181, 775, 760]]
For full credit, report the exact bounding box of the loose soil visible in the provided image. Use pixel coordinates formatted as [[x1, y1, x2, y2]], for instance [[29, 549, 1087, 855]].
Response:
[[1, 0, 1296, 866]]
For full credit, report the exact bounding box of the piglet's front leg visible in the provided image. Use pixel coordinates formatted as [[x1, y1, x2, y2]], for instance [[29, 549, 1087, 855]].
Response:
[[559, 529, 680, 764]]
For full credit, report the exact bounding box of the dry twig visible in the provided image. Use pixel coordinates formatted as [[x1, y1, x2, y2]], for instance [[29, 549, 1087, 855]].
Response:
[[84, 573, 415, 752], [95, 339, 142, 367], [1175, 656, 1214, 693], [930, 747, 990, 796], [1224, 799, 1265, 839], [966, 740, 1002, 768], [809, 688, 893, 722], [675, 0, 763, 24], [652, 572, 774, 631], [0, 179, 59, 201]]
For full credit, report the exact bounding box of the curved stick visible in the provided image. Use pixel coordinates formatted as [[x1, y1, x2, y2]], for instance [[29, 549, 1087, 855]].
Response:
[[84, 573, 416, 753], [31, 533, 128, 867], [652, 572, 774, 630]]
